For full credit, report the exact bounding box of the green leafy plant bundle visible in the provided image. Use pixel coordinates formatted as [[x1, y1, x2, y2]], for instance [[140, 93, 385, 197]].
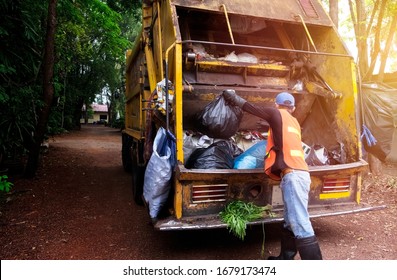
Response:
[[219, 200, 273, 240]]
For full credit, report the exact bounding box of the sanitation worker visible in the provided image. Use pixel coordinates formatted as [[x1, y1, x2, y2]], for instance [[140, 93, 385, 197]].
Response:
[[223, 89, 322, 260]]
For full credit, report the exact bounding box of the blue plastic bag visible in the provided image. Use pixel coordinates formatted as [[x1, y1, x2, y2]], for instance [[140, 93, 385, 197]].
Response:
[[233, 140, 267, 169]]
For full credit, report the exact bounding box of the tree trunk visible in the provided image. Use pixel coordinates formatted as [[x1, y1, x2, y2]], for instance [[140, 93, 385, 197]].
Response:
[[74, 98, 84, 130], [364, 0, 387, 81], [377, 14, 397, 82], [350, 0, 369, 78], [329, 0, 339, 29], [25, 0, 57, 178]]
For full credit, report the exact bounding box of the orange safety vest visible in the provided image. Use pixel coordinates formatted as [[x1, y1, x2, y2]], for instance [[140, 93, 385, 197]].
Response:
[[264, 109, 308, 180]]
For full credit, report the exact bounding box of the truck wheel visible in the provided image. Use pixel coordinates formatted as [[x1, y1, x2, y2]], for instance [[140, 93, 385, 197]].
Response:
[[132, 164, 145, 205], [122, 133, 132, 173], [131, 143, 145, 205]]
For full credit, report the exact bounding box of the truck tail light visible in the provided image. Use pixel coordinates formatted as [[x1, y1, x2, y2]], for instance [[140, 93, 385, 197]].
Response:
[[320, 177, 351, 199]]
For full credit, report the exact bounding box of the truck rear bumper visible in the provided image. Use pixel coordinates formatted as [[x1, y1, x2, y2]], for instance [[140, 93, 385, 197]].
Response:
[[154, 203, 386, 231]]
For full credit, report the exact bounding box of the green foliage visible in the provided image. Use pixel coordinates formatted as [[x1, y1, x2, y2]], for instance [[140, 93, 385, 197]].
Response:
[[0, 175, 13, 193], [54, 0, 132, 129], [219, 200, 274, 240], [110, 118, 124, 130], [0, 0, 46, 161], [0, 0, 141, 171], [0, 86, 36, 162]]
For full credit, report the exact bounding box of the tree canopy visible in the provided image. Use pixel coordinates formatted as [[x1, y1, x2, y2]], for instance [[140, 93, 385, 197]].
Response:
[[325, 0, 397, 80]]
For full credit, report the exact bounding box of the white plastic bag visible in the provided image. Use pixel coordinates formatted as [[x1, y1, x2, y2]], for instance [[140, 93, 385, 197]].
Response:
[[183, 132, 197, 163], [223, 51, 239, 62], [143, 127, 175, 218], [237, 53, 258, 63]]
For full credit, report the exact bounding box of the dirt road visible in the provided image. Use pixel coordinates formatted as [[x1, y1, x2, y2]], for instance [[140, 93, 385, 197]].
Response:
[[0, 125, 396, 260]]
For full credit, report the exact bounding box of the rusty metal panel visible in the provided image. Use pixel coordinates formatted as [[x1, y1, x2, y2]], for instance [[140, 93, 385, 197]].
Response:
[[170, 0, 333, 26], [297, 0, 319, 18]]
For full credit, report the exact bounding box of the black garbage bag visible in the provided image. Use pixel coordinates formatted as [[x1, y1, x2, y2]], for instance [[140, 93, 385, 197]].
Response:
[[185, 140, 242, 169], [196, 93, 243, 139]]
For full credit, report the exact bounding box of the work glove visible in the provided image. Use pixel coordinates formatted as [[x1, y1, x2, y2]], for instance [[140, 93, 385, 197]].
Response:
[[222, 89, 247, 108]]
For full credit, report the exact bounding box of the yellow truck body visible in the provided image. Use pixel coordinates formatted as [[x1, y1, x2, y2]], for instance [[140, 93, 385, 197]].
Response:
[[123, 0, 381, 230]]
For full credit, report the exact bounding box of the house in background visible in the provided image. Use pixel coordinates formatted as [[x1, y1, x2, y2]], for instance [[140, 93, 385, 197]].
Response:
[[81, 103, 109, 124]]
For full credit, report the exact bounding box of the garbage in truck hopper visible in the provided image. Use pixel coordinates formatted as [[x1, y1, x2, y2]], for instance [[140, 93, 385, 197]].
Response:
[[305, 144, 330, 166], [184, 89, 347, 170], [183, 131, 266, 169], [182, 132, 336, 170], [233, 140, 267, 169], [185, 140, 242, 169], [190, 43, 280, 64], [196, 92, 243, 139]]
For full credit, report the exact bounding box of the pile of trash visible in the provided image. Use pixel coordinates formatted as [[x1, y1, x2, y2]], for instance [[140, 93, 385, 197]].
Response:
[[183, 131, 267, 169], [191, 43, 283, 65], [182, 91, 345, 169]]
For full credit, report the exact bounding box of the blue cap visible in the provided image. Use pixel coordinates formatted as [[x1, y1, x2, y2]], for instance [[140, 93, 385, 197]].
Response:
[[275, 92, 295, 107]]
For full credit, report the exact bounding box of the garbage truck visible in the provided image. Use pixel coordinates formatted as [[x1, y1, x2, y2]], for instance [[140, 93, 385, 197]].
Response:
[[122, 0, 382, 230]]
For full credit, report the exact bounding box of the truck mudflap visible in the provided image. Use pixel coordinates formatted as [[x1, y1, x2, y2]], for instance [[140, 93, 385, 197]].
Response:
[[154, 203, 386, 231]]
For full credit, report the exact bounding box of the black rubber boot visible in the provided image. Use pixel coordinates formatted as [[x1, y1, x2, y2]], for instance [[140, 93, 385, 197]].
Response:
[[296, 235, 323, 260], [268, 228, 297, 260]]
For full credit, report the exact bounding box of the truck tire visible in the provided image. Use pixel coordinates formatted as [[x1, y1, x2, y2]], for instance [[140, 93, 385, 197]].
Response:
[[122, 133, 132, 173], [131, 142, 145, 205]]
